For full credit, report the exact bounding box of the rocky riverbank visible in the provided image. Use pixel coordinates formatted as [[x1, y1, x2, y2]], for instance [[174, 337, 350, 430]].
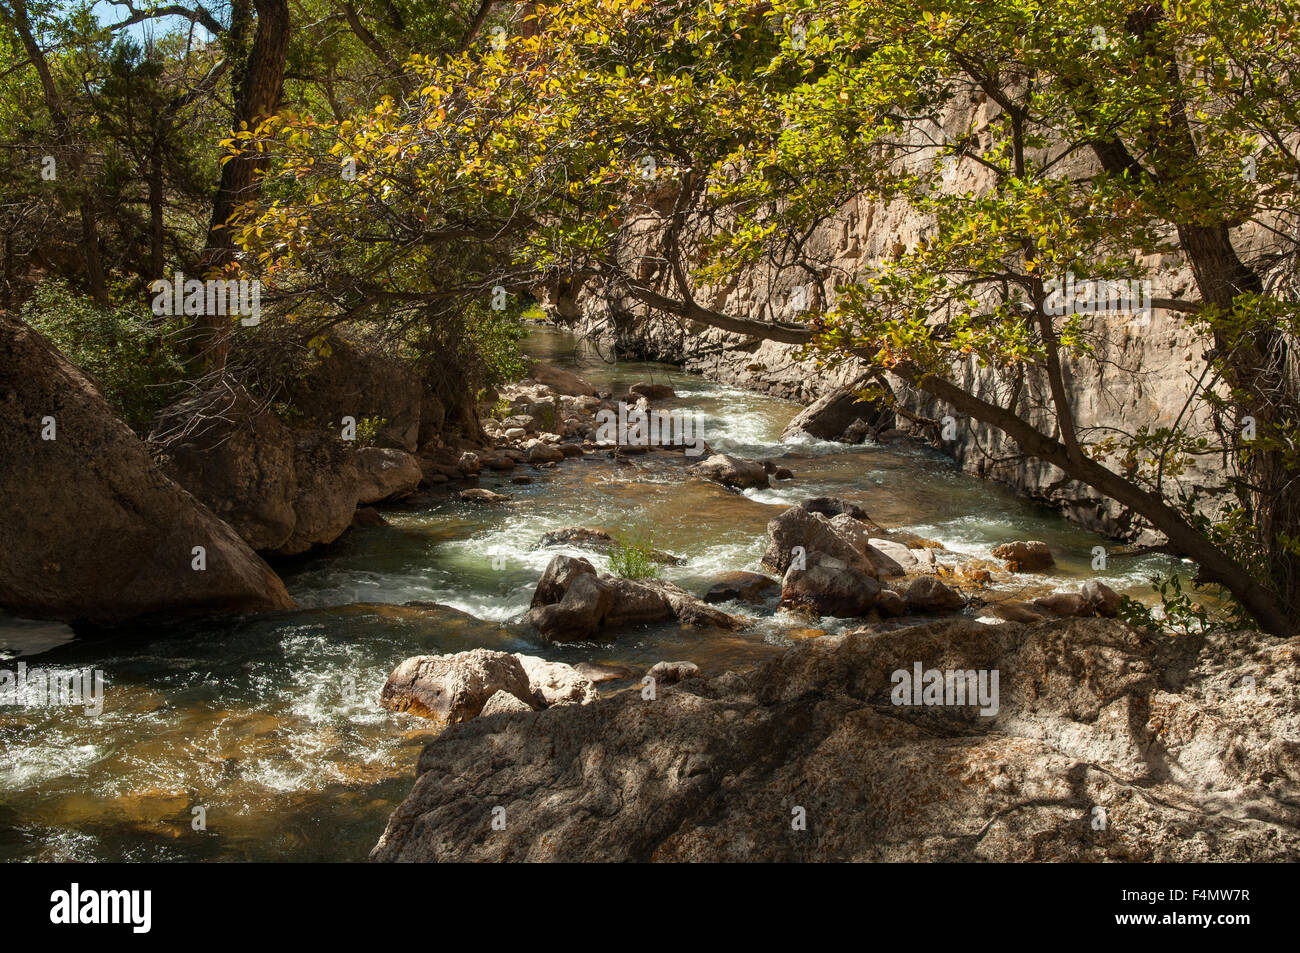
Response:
[[372, 616, 1300, 862]]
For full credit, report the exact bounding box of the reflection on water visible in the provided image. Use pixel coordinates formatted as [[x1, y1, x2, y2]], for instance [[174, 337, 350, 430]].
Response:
[[0, 328, 1177, 861]]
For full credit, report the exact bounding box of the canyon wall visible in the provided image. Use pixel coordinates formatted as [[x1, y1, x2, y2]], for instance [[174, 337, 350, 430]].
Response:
[[554, 98, 1280, 542]]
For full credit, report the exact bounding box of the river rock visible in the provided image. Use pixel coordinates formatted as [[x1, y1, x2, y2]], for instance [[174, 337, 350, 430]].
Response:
[[374, 619, 1300, 862], [628, 381, 676, 401], [903, 576, 966, 612], [515, 654, 599, 706], [800, 497, 879, 525], [703, 571, 781, 604], [528, 362, 598, 397], [1082, 580, 1123, 617], [527, 443, 565, 465], [867, 538, 918, 571], [351, 506, 388, 528], [525, 555, 739, 641], [992, 540, 1055, 572], [875, 589, 906, 617], [1033, 592, 1093, 617], [688, 453, 770, 490], [460, 488, 510, 505], [645, 660, 699, 685], [457, 452, 481, 475], [0, 314, 295, 623], [761, 506, 872, 575], [782, 552, 881, 617], [780, 383, 891, 441], [380, 649, 534, 724], [355, 447, 423, 504], [480, 690, 536, 716]]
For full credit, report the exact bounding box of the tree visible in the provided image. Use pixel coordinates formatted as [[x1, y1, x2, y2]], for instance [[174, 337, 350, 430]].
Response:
[[234, 0, 1300, 635]]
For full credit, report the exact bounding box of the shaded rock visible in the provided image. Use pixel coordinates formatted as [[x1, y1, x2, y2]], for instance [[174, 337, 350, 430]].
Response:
[[782, 552, 881, 618], [703, 571, 781, 604], [271, 433, 361, 556], [629, 381, 676, 400], [1034, 592, 1093, 618], [355, 447, 422, 504], [151, 384, 298, 551], [688, 453, 770, 490], [1082, 580, 1123, 617], [511, 475, 534, 485], [525, 572, 614, 642], [645, 660, 699, 685], [992, 540, 1055, 572], [529, 554, 598, 609], [0, 314, 294, 623], [457, 452, 481, 475], [379, 649, 534, 724], [780, 383, 891, 441], [374, 619, 1300, 862], [527, 443, 565, 465], [773, 467, 794, 481], [799, 497, 879, 526], [288, 336, 424, 451], [528, 362, 598, 397], [984, 601, 1049, 624], [875, 589, 906, 618], [480, 690, 536, 716], [483, 453, 517, 471], [351, 506, 388, 528], [903, 576, 965, 612]]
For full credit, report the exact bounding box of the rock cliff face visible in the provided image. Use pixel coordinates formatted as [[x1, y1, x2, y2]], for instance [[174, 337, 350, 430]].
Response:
[[558, 98, 1280, 541], [372, 618, 1300, 862], [0, 312, 294, 624]]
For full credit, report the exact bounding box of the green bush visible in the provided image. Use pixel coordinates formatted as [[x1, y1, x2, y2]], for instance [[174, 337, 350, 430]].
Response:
[[21, 279, 187, 432], [608, 531, 661, 581]]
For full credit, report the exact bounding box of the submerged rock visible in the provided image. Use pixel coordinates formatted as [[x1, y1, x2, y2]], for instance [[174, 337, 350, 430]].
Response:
[[372, 619, 1300, 862], [460, 488, 511, 505], [0, 313, 294, 623]]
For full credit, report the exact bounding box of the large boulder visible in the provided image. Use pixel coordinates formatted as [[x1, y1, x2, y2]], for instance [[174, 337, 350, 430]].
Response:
[[289, 337, 425, 451], [372, 619, 1300, 862], [781, 383, 891, 441], [688, 454, 770, 490], [271, 433, 361, 556], [761, 506, 871, 576], [782, 552, 881, 617], [379, 649, 535, 724], [151, 384, 298, 551], [0, 313, 294, 623], [355, 447, 423, 504]]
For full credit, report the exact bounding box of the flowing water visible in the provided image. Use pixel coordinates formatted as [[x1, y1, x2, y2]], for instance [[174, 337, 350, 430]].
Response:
[[0, 329, 1176, 862]]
